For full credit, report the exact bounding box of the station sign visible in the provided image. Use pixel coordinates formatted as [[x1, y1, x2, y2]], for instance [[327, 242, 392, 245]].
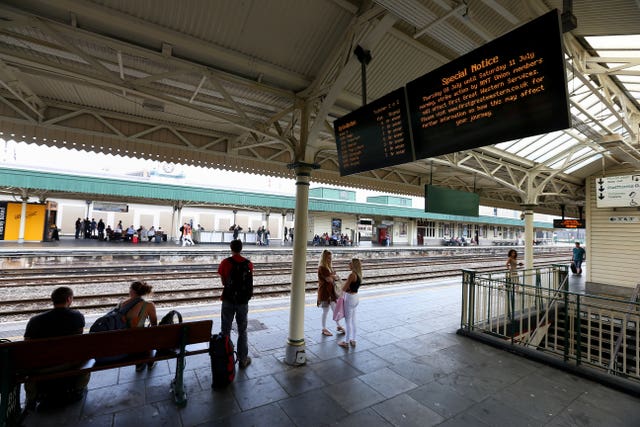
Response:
[[596, 175, 640, 208], [608, 216, 640, 223]]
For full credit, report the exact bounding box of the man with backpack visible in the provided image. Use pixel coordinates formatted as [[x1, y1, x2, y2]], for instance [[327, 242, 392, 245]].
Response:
[[217, 239, 254, 369]]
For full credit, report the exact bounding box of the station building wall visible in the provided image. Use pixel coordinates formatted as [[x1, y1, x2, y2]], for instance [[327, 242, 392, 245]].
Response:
[[586, 166, 640, 288]]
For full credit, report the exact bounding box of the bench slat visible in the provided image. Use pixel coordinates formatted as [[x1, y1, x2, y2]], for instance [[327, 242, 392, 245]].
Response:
[[2, 320, 212, 371]]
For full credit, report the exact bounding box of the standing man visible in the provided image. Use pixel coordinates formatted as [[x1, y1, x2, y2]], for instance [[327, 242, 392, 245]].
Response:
[[74, 218, 81, 239], [572, 241, 586, 275], [97, 219, 105, 241], [217, 239, 253, 368], [23, 287, 90, 411]]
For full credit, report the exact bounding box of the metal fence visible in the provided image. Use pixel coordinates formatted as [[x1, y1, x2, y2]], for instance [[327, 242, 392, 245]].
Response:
[[460, 265, 640, 382]]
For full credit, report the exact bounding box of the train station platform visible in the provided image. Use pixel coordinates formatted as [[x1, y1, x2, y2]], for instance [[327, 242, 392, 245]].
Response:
[[2, 274, 639, 426]]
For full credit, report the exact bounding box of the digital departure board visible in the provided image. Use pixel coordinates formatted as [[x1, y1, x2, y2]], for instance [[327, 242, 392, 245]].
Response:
[[553, 219, 586, 229], [333, 10, 569, 175], [334, 88, 414, 176], [407, 10, 570, 159]]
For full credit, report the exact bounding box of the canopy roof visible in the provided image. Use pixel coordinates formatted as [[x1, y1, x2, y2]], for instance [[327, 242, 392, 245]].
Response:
[[0, 0, 638, 216]]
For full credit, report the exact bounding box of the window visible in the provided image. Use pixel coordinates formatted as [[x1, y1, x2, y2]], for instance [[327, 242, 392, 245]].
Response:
[[425, 221, 435, 237]]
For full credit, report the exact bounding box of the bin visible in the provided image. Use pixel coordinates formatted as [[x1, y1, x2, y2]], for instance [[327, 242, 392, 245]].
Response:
[[155, 234, 162, 243]]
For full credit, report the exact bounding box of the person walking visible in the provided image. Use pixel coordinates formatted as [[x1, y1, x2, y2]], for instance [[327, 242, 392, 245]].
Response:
[[218, 239, 254, 369], [317, 249, 345, 337], [182, 222, 194, 246], [337, 258, 363, 349], [572, 241, 586, 275], [118, 281, 158, 371]]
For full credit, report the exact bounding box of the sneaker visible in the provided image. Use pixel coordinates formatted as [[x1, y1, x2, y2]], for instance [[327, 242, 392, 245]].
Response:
[[239, 356, 252, 369]]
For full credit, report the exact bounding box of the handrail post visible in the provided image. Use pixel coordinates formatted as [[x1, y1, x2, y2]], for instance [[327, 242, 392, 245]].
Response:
[[576, 295, 581, 366], [172, 325, 190, 407], [461, 270, 476, 330], [563, 291, 569, 362]]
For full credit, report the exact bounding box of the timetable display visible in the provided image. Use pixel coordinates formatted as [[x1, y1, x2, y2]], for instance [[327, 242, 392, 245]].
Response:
[[407, 9, 570, 159], [332, 10, 570, 175], [334, 88, 414, 176]]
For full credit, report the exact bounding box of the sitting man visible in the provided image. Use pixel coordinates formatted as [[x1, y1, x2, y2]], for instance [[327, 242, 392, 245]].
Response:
[[23, 286, 90, 411]]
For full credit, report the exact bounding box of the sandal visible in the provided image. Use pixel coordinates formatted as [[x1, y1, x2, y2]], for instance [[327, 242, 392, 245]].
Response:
[[336, 326, 345, 334], [322, 329, 333, 336], [337, 341, 349, 348]]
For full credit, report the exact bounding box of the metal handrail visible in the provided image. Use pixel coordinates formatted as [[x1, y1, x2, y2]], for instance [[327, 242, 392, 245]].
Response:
[[608, 284, 640, 373], [524, 273, 570, 347], [461, 265, 640, 382]]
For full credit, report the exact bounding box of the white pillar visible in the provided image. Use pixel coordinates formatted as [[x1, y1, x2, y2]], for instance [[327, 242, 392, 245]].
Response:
[[284, 163, 315, 366], [17, 197, 28, 243], [522, 205, 536, 273]]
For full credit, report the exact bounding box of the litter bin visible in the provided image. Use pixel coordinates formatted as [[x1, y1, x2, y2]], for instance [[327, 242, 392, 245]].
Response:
[[155, 234, 162, 243]]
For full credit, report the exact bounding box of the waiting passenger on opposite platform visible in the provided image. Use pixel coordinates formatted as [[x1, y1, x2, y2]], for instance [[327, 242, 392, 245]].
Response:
[[97, 219, 105, 240], [75, 217, 81, 239], [23, 286, 90, 412], [317, 249, 345, 337], [84, 217, 91, 239], [125, 225, 136, 242], [147, 226, 156, 242], [114, 221, 123, 240], [337, 258, 363, 349], [182, 222, 194, 246]]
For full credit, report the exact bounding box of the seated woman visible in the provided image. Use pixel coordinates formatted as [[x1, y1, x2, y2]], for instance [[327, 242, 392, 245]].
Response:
[[120, 281, 158, 371]]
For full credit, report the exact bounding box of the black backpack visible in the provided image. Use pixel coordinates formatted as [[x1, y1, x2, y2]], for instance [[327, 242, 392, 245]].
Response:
[[222, 257, 253, 304], [89, 297, 142, 333], [209, 332, 236, 389], [157, 310, 183, 355], [159, 310, 183, 325]]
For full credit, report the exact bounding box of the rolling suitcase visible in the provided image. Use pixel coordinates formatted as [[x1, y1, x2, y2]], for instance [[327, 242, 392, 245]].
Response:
[[570, 262, 577, 274], [209, 333, 236, 389]]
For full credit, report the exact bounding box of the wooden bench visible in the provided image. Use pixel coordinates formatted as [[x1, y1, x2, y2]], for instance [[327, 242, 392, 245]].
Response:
[[0, 320, 213, 427]]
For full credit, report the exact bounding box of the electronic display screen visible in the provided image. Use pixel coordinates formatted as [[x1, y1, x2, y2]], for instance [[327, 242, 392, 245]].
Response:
[[553, 219, 585, 229], [333, 10, 569, 174], [406, 9, 570, 160], [425, 185, 479, 216], [334, 88, 414, 176]]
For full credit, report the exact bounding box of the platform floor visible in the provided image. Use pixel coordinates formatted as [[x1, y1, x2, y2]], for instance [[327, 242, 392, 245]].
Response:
[[3, 273, 639, 426]]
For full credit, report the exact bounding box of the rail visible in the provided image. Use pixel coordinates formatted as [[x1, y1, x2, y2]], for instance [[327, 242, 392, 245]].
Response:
[[460, 265, 640, 384]]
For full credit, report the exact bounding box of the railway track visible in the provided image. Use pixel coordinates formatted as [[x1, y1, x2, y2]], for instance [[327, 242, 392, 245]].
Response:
[[0, 252, 569, 319]]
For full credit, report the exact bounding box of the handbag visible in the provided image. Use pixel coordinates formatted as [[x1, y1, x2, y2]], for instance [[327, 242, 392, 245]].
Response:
[[334, 281, 343, 298], [333, 295, 345, 322]]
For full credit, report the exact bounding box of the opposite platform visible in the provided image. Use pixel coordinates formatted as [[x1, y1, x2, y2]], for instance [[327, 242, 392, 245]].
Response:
[[3, 276, 639, 427]]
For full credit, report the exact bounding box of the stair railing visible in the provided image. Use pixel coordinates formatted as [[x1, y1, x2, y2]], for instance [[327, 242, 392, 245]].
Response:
[[524, 272, 570, 348], [608, 283, 640, 374]]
